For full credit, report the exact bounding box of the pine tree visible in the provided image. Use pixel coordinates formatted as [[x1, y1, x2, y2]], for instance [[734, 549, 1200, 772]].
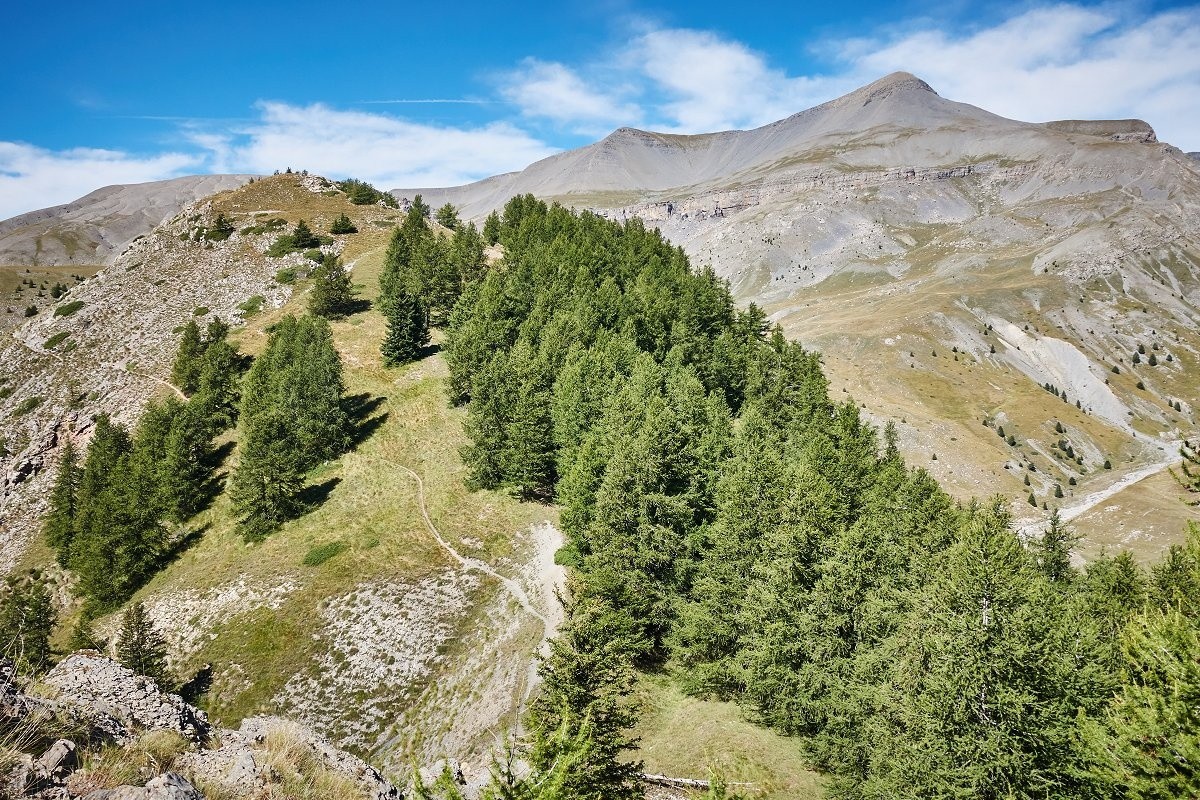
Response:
[[171, 320, 205, 395], [308, 255, 353, 318], [290, 219, 319, 249], [1082, 608, 1200, 799], [1171, 441, 1200, 505], [44, 439, 80, 567], [329, 213, 357, 234], [116, 601, 170, 686], [1034, 509, 1078, 583], [482, 211, 501, 245], [434, 203, 459, 230], [0, 573, 55, 675], [161, 402, 215, 521], [527, 599, 643, 800], [864, 501, 1106, 798], [230, 408, 307, 542], [381, 290, 429, 366]]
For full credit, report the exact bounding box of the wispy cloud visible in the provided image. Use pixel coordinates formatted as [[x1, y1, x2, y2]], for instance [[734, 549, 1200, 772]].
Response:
[[0, 142, 200, 220], [357, 99, 498, 105], [499, 58, 642, 134], [198, 101, 557, 189]]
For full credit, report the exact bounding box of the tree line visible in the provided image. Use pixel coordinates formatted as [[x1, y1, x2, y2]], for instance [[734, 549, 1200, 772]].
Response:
[[431, 195, 1200, 800], [44, 319, 242, 611], [377, 196, 487, 365]]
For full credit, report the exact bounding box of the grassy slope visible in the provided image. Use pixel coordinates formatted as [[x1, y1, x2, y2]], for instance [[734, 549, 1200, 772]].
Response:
[[35, 176, 823, 791]]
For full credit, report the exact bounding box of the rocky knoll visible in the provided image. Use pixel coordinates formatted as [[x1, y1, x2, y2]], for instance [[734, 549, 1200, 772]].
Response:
[[2, 654, 403, 800]]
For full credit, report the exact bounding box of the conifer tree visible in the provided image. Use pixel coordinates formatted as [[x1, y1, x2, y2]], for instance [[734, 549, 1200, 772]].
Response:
[[171, 320, 205, 395], [329, 213, 357, 234], [308, 255, 353, 318], [1034, 509, 1078, 583], [230, 408, 307, 541], [44, 439, 80, 567], [381, 290, 429, 366], [290, 219, 319, 249], [1171, 441, 1200, 504], [482, 211, 501, 245], [0, 573, 55, 675], [434, 203, 459, 230], [527, 599, 643, 800], [1082, 607, 1200, 800], [117, 601, 170, 686]]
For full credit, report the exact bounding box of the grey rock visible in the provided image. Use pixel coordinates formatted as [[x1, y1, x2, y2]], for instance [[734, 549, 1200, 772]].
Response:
[[44, 654, 210, 743], [81, 771, 203, 800]]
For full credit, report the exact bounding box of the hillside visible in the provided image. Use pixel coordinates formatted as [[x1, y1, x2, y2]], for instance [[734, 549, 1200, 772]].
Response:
[[395, 71, 1200, 557], [0, 175, 255, 267], [0, 173, 823, 797]]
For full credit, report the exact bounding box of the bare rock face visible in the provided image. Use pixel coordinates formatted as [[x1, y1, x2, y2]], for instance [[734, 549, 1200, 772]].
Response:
[[1039, 118, 1158, 143], [43, 653, 210, 743], [80, 771, 204, 800]]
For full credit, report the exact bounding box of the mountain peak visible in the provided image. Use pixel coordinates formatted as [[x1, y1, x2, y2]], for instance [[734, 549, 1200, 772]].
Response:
[[851, 71, 938, 103]]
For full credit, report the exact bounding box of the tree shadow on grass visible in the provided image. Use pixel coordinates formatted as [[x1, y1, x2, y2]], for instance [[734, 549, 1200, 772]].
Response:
[[341, 298, 372, 317], [299, 476, 342, 512], [342, 392, 389, 448]]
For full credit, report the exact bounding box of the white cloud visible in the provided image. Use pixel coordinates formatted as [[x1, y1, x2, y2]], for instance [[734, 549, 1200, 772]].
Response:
[[213, 102, 558, 189], [500, 59, 641, 133], [629, 29, 819, 132], [0, 143, 200, 220]]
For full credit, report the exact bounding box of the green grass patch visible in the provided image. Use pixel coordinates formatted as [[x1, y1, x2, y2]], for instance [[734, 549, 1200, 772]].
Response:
[[274, 268, 297, 285], [53, 300, 85, 318], [238, 295, 265, 316], [43, 331, 70, 349], [12, 396, 44, 416], [302, 541, 348, 567], [633, 675, 824, 800], [193, 306, 210, 316]]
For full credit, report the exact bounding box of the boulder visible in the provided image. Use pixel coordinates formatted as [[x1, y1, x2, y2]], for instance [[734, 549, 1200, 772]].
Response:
[[43, 654, 210, 743], [80, 771, 204, 800]]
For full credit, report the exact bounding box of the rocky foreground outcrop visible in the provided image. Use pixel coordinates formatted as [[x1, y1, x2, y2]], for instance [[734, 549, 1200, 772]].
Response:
[[2, 655, 403, 800]]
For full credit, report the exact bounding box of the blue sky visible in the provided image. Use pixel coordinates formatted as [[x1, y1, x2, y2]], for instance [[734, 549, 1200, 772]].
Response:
[[2, 0, 1198, 219]]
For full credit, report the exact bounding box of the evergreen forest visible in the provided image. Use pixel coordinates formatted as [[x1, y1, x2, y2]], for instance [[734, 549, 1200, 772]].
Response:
[[426, 195, 1200, 800]]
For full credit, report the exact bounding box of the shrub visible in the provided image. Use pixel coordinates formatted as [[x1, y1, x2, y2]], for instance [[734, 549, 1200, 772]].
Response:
[[23, 305, 37, 317], [266, 235, 296, 257], [54, 301, 85, 318], [303, 541, 348, 567], [43, 332, 70, 349], [274, 268, 297, 285], [302, 249, 324, 262], [193, 306, 209, 317]]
